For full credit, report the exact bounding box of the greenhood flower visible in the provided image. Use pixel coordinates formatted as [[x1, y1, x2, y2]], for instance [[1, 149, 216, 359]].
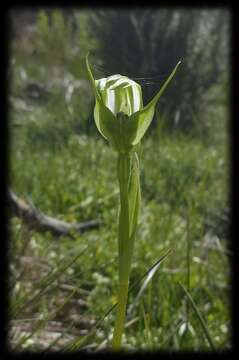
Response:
[[86, 54, 181, 153], [86, 53, 181, 349]]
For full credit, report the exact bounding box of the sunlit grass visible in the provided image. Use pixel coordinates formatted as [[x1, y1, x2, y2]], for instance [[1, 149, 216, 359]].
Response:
[[9, 125, 230, 351]]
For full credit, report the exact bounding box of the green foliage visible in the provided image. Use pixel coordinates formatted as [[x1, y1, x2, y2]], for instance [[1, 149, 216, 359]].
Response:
[[9, 125, 230, 350]]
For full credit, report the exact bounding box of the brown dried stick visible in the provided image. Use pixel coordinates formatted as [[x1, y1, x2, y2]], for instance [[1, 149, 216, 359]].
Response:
[[8, 189, 100, 237]]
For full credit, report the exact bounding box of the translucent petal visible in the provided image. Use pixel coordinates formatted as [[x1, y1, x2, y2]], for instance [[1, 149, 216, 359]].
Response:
[[99, 85, 142, 116]]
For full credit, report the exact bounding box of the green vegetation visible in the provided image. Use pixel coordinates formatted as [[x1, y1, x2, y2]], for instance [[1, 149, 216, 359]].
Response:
[[9, 8, 230, 352]]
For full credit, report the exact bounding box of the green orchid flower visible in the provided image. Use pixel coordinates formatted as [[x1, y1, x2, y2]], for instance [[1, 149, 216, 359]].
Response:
[[86, 53, 181, 350], [86, 53, 181, 153]]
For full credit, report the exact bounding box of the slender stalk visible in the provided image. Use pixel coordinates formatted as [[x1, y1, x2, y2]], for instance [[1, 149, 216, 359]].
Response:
[[112, 152, 140, 350], [112, 282, 130, 349]]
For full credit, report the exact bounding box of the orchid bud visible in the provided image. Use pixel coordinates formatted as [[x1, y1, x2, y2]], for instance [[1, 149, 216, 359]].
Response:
[[95, 75, 143, 116], [86, 54, 181, 153]]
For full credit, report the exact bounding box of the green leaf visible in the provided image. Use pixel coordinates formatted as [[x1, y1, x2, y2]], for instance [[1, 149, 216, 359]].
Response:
[[131, 61, 182, 145], [93, 100, 120, 149], [85, 52, 101, 102], [86, 53, 120, 148]]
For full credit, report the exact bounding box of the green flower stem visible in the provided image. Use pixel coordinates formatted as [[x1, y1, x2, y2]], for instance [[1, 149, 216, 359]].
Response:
[[86, 53, 180, 350], [112, 281, 130, 350], [112, 151, 141, 350]]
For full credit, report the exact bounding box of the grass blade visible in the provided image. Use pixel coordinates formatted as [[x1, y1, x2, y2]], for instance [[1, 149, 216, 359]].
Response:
[[11, 246, 88, 318], [63, 248, 173, 351], [129, 248, 173, 312], [14, 287, 77, 350], [178, 281, 216, 351]]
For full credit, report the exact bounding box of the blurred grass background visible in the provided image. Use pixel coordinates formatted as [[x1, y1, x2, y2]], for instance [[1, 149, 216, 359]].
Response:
[[8, 7, 231, 351]]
